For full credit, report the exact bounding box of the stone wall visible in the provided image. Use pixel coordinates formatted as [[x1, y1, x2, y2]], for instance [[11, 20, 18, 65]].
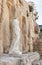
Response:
[[33, 29, 42, 56], [0, 0, 41, 65], [0, 0, 40, 54]]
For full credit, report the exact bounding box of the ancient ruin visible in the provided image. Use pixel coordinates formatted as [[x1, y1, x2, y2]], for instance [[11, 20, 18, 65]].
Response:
[[0, 0, 41, 65]]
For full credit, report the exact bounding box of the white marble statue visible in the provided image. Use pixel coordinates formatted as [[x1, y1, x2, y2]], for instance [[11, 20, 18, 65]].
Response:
[[9, 19, 22, 54]]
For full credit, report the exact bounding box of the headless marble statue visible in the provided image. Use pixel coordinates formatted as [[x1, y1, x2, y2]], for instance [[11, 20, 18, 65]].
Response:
[[9, 19, 22, 54]]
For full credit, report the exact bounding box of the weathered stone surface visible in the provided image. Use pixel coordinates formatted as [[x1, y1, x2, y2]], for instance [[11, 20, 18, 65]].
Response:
[[0, 52, 40, 65], [0, 0, 10, 54], [33, 32, 42, 55], [0, 23, 3, 54], [0, 0, 40, 65], [0, 54, 31, 65], [32, 59, 42, 65], [32, 60, 40, 65], [0, 0, 40, 54], [10, 52, 40, 62], [27, 52, 40, 62]]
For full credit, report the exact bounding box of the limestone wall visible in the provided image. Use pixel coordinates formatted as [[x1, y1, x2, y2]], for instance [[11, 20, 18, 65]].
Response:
[[33, 31, 42, 55], [0, 0, 41, 65], [0, 0, 40, 54]]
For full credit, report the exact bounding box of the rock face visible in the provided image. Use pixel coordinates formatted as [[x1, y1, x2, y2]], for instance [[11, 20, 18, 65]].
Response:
[[33, 25, 42, 56], [0, 0, 40, 54], [0, 0, 40, 65], [38, 32, 42, 55]]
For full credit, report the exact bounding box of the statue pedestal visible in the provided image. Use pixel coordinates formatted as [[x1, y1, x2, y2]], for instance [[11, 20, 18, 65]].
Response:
[[0, 55, 31, 65], [0, 52, 40, 65]]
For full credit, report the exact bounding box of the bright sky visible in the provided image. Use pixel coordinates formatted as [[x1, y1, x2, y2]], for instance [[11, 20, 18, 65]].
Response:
[[25, 0, 42, 25]]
